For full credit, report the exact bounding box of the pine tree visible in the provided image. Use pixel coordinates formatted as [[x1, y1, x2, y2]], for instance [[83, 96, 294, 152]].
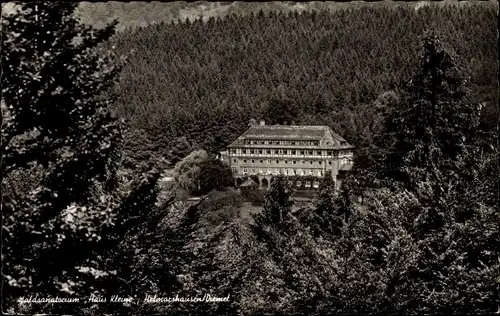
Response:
[[336, 33, 499, 314], [1, 3, 124, 313], [308, 171, 343, 237], [368, 33, 487, 190], [315, 171, 336, 210], [256, 175, 294, 227]]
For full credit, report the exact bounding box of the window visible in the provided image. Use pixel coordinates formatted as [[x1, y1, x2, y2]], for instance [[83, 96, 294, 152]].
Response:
[[305, 181, 311, 188], [313, 180, 320, 188], [285, 160, 288, 164], [309, 150, 313, 155], [267, 150, 271, 154], [292, 141, 296, 145], [251, 160, 255, 163], [250, 149, 254, 154], [328, 150, 332, 155], [264, 140, 269, 145], [259, 149, 263, 154], [267, 159, 271, 164], [318, 161, 322, 165], [317, 151, 322, 155], [242, 149, 246, 154], [300, 150, 305, 155], [275, 150, 279, 154], [243, 168, 248, 174], [310, 170, 314, 176], [341, 141, 346, 146], [260, 160, 263, 163], [301, 160, 305, 164], [233, 159, 237, 163], [310, 161, 313, 164], [259, 168, 263, 174], [231, 167, 237, 173], [292, 150, 296, 154], [297, 180, 302, 187], [231, 149, 236, 154], [329, 161, 332, 165], [293, 161, 296, 164], [250, 140, 254, 145], [318, 170, 323, 177], [251, 168, 256, 174], [276, 160, 279, 164], [293, 169, 297, 175], [243, 159, 247, 163]]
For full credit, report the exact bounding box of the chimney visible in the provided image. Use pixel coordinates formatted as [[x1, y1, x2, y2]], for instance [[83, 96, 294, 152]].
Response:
[[259, 120, 265, 126]]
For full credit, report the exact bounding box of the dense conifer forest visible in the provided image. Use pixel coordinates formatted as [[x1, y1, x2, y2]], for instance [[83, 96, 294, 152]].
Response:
[[108, 4, 497, 165], [2, 3, 498, 315]]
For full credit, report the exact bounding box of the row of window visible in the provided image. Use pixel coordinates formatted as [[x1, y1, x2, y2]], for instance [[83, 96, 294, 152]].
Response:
[[233, 158, 353, 165], [233, 167, 324, 177], [231, 148, 352, 156], [245, 139, 320, 146], [243, 139, 348, 147], [235, 158, 325, 165]]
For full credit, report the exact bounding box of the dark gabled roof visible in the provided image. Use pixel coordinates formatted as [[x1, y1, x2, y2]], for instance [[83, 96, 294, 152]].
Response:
[[241, 125, 327, 139], [228, 124, 354, 149]]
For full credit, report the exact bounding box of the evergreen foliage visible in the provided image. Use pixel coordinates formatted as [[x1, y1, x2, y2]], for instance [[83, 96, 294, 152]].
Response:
[[1, 3, 124, 312], [108, 5, 497, 165], [2, 3, 498, 315], [257, 175, 294, 227], [1, 4, 163, 315], [334, 33, 499, 314], [304, 171, 343, 238], [314, 171, 336, 214]]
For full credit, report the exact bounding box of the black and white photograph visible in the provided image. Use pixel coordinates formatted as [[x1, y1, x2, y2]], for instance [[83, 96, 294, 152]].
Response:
[[1, 1, 498, 315]]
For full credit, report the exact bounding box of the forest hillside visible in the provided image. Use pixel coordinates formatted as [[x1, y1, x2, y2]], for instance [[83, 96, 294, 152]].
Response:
[[106, 4, 498, 166], [2, 3, 498, 315], [72, 1, 498, 31]]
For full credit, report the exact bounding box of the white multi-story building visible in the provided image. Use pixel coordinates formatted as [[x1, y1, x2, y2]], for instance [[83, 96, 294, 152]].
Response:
[[219, 120, 354, 190]]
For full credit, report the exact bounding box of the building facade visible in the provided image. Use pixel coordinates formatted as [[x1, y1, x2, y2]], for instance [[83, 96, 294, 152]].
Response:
[[219, 121, 354, 190]]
